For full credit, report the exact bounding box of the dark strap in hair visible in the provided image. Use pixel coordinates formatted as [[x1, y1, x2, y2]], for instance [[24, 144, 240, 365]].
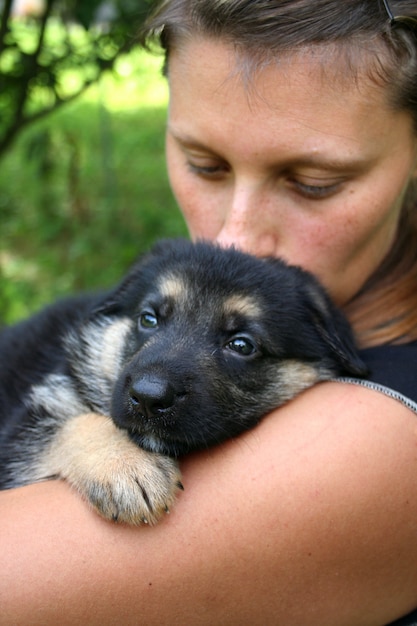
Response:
[[381, 0, 417, 32], [381, 0, 395, 21]]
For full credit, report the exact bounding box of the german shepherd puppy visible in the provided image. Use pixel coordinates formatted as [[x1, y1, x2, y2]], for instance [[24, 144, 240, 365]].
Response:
[[0, 239, 367, 524]]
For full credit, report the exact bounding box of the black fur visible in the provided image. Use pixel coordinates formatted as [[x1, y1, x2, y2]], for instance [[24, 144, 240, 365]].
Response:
[[0, 239, 367, 523]]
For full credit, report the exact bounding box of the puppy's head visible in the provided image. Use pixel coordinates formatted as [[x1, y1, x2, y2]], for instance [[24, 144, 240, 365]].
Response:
[[100, 239, 366, 456]]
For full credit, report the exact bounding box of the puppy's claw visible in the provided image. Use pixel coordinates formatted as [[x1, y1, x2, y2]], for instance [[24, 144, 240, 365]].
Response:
[[80, 452, 182, 525]]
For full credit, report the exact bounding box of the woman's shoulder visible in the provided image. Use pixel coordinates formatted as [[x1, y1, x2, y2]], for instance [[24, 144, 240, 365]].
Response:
[[330, 339, 417, 420]]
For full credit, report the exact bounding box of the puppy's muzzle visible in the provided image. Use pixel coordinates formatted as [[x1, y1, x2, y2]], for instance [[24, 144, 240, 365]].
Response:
[[129, 374, 184, 421]]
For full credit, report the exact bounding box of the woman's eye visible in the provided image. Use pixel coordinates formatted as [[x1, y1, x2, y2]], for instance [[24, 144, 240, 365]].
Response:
[[139, 311, 158, 330], [187, 160, 230, 179], [290, 178, 342, 200], [225, 336, 257, 357]]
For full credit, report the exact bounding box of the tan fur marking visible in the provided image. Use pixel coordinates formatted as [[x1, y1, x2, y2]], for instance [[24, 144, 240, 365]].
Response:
[[276, 361, 322, 403], [223, 294, 262, 318], [101, 318, 134, 379], [158, 274, 187, 301], [35, 413, 181, 525]]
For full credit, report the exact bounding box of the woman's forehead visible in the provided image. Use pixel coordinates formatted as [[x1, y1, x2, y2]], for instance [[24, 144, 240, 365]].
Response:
[[167, 37, 416, 168], [168, 37, 391, 117], [168, 31, 391, 79]]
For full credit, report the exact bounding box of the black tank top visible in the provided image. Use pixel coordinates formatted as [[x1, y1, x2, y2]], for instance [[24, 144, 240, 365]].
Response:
[[359, 341, 417, 401], [344, 342, 417, 626]]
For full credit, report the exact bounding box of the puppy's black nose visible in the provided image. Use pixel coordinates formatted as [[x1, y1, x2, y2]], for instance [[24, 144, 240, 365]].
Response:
[[129, 376, 176, 419]]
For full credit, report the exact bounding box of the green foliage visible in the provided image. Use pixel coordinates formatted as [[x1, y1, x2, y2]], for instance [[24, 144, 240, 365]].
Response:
[[0, 49, 187, 324], [0, 0, 155, 155]]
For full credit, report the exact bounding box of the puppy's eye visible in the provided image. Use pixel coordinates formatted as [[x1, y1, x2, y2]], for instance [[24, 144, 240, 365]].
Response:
[[225, 336, 257, 357], [139, 311, 158, 330]]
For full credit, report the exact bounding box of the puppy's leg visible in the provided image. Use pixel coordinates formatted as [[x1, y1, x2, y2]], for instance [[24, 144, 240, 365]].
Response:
[[36, 413, 182, 525]]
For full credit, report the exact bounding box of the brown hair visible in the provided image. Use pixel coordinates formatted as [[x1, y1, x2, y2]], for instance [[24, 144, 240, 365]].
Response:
[[142, 0, 417, 347]]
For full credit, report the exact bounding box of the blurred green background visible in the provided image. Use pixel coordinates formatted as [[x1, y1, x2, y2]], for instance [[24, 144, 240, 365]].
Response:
[[0, 46, 187, 324]]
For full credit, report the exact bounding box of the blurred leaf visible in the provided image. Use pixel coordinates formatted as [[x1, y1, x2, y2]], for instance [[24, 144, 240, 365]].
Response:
[[0, 0, 156, 157]]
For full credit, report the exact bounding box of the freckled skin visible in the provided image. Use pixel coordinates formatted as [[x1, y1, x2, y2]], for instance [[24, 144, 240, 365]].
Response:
[[166, 38, 417, 304]]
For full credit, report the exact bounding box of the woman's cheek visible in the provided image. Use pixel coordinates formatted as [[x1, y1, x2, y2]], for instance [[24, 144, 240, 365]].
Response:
[[171, 175, 225, 240], [182, 194, 224, 241]]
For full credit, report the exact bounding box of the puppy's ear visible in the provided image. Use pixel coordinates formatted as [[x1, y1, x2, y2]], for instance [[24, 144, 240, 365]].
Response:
[[89, 261, 147, 318], [91, 294, 123, 317], [305, 282, 368, 377]]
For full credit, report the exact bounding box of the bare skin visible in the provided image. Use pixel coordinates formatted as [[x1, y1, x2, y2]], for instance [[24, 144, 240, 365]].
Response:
[[166, 39, 417, 304], [2, 40, 417, 625], [2, 383, 417, 625]]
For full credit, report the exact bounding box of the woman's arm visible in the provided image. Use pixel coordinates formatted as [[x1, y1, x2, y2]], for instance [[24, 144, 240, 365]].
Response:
[[1, 382, 417, 626]]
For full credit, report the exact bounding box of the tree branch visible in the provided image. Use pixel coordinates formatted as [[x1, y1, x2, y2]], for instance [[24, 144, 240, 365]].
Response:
[[0, 0, 151, 159], [0, 0, 14, 55]]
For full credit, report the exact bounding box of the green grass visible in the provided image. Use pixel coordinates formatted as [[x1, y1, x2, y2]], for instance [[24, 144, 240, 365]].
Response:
[[0, 49, 187, 324]]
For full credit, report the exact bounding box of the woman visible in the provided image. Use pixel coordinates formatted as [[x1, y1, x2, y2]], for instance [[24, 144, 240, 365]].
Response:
[[2, 1, 417, 624]]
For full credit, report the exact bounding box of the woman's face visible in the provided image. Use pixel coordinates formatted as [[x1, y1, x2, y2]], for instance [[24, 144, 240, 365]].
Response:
[[166, 38, 417, 304]]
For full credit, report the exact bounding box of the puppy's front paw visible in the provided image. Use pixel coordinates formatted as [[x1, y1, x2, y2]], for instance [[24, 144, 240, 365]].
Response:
[[38, 413, 183, 525], [82, 448, 182, 525]]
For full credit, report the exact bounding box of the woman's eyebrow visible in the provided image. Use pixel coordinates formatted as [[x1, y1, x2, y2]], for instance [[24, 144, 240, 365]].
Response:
[[286, 154, 374, 173], [168, 128, 216, 152]]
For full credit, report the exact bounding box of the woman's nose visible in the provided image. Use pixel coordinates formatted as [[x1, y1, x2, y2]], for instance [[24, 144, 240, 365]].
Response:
[[215, 184, 278, 257]]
